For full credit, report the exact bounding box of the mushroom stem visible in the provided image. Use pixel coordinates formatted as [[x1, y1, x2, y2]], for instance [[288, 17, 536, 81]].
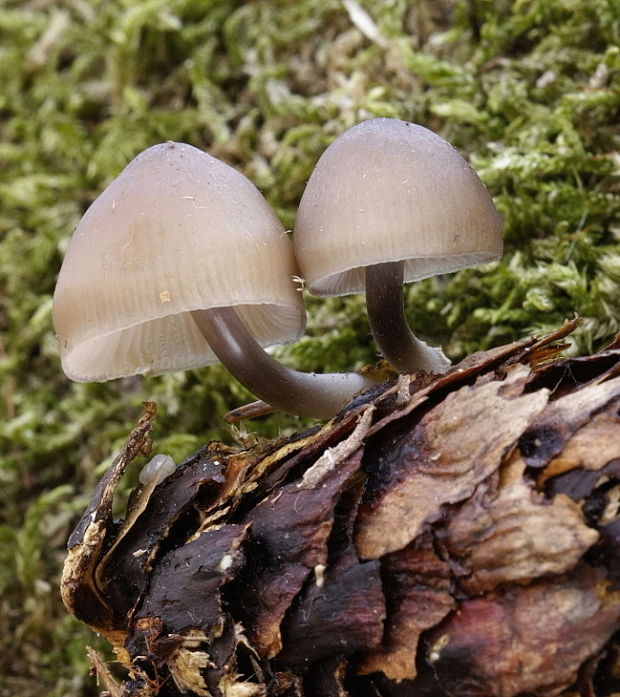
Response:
[[365, 261, 451, 374], [191, 307, 376, 419]]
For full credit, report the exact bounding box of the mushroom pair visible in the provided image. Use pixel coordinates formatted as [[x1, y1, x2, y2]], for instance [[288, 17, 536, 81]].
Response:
[[53, 120, 502, 420]]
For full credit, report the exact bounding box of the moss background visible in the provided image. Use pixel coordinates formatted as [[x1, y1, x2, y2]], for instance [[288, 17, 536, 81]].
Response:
[[0, 0, 618, 694]]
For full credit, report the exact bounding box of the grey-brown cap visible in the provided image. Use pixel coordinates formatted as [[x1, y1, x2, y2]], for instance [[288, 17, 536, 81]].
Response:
[[293, 118, 503, 296], [53, 142, 305, 381]]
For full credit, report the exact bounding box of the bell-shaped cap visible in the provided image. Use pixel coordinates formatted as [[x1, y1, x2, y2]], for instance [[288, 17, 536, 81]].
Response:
[[53, 142, 305, 381], [293, 118, 503, 296]]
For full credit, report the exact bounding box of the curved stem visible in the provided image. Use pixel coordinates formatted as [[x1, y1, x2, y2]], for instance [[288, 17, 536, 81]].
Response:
[[191, 307, 375, 419], [366, 261, 451, 374]]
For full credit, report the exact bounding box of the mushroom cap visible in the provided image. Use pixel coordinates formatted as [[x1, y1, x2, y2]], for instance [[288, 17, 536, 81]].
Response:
[[53, 142, 305, 382], [293, 118, 503, 296]]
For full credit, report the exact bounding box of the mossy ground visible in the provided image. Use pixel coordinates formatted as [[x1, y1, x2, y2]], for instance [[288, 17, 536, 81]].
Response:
[[0, 1, 618, 695]]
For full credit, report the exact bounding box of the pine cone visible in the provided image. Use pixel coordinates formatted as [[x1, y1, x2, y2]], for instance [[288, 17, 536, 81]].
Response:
[[62, 320, 620, 697]]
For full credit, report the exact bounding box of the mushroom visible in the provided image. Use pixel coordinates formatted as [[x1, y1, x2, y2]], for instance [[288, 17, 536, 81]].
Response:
[[139, 453, 176, 486], [293, 118, 503, 374], [53, 142, 375, 419]]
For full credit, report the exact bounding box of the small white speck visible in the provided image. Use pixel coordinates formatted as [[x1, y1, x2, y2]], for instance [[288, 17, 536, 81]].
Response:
[[218, 554, 234, 572]]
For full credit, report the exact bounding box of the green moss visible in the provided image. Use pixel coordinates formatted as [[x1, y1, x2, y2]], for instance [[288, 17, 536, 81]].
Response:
[[1, 0, 618, 693]]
